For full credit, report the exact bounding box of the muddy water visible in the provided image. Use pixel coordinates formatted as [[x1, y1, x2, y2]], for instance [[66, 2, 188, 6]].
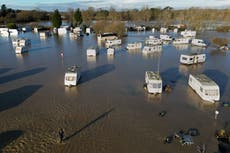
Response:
[[0, 31, 230, 153]]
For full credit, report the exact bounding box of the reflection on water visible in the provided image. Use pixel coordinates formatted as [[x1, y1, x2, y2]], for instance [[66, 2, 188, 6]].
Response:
[[0, 30, 230, 153], [145, 92, 162, 103], [186, 87, 219, 112], [142, 51, 162, 59], [127, 48, 142, 55], [173, 44, 189, 50], [87, 56, 96, 64], [191, 46, 206, 52], [178, 64, 205, 76]]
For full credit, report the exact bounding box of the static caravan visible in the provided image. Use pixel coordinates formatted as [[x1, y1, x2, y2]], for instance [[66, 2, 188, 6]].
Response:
[[64, 65, 81, 87], [9, 29, 18, 36], [15, 46, 28, 54], [97, 33, 118, 41], [173, 38, 190, 44], [126, 42, 142, 50], [86, 28, 91, 34], [160, 34, 173, 41], [160, 27, 167, 33], [191, 39, 207, 47], [19, 39, 31, 47], [40, 31, 51, 38], [180, 54, 206, 65], [181, 30, 196, 37], [87, 47, 98, 56], [145, 71, 162, 94], [142, 45, 162, 54], [188, 74, 220, 102], [107, 47, 115, 56], [0, 30, 9, 37], [58, 28, 67, 35], [145, 37, 162, 46], [69, 32, 78, 39], [73, 27, 83, 36], [105, 39, 121, 47]]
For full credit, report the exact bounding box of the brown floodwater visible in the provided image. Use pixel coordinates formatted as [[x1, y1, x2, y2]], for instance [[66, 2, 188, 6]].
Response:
[[0, 30, 230, 153]]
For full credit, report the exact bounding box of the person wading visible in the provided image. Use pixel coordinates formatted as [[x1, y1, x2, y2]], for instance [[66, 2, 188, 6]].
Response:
[[58, 128, 65, 143]]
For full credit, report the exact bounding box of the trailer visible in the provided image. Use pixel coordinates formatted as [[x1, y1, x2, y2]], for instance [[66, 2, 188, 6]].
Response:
[[188, 74, 220, 102], [180, 53, 206, 65], [64, 65, 81, 87]]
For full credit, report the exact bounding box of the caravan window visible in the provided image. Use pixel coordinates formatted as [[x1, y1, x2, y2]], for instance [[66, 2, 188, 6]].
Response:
[[66, 76, 76, 81], [205, 89, 218, 96], [200, 87, 203, 92], [182, 57, 187, 60], [152, 83, 161, 88], [189, 58, 193, 60]]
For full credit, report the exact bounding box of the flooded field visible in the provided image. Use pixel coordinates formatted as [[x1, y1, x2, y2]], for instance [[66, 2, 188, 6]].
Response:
[[0, 30, 230, 153]]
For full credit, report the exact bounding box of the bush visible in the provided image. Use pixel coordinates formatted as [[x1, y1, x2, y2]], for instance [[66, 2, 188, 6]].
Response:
[[212, 37, 229, 47], [6, 23, 17, 29], [216, 26, 230, 32], [93, 20, 125, 37]]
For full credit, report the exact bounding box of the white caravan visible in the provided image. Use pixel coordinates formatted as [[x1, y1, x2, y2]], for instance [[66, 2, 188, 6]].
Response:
[[64, 65, 81, 87], [58, 27, 67, 35], [40, 31, 51, 38], [87, 47, 98, 56], [107, 47, 115, 56], [191, 39, 207, 47], [105, 39, 121, 47], [97, 33, 118, 41], [160, 34, 173, 41], [126, 42, 142, 50], [181, 30, 196, 37], [160, 27, 167, 33], [145, 71, 162, 94], [142, 45, 162, 54], [173, 38, 190, 44], [15, 46, 28, 54], [145, 37, 162, 46], [9, 29, 18, 36], [188, 74, 220, 102], [180, 53, 206, 65]]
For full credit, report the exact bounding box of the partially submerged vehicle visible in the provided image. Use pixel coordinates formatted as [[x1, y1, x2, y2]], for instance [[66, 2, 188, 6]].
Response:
[[145, 37, 162, 46], [181, 30, 196, 37], [173, 38, 190, 44], [107, 47, 115, 56], [180, 53, 206, 65], [105, 39, 121, 47], [188, 74, 220, 102], [126, 42, 142, 50], [145, 71, 162, 94], [160, 34, 173, 41], [97, 33, 118, 41], [40, 31, 51, 38], [87, 47, 98, 56], [142, 45, 162, 54], [64, 65, 81, 87], [191, 39, 207, 47], [15, 46, 28, 54]]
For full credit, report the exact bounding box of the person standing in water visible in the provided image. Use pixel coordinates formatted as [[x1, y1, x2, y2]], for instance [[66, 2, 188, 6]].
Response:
[[58, 128, 65, 143]]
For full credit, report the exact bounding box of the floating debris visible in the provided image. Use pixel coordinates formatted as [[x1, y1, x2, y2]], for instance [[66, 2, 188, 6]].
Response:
[[222, 102, 230, 107], [187, 128, 200, 136], [164, 135, 174, 144], [158, 110, 167, 117], [163, 84, 172, 93], [196, 144, 206, 153], [180, 135, 194, 146]]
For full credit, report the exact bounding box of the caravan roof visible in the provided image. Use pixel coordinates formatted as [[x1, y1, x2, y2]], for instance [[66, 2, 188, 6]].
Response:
[[146, 71, 161, 81], [192, 74, 217, 86]]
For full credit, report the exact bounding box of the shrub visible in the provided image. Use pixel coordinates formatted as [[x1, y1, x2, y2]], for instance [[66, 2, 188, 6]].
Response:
[[212, 37, 229, 47]]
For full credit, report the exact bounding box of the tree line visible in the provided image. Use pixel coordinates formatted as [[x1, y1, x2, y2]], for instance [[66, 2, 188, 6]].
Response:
[[1, 4, 230, 31]]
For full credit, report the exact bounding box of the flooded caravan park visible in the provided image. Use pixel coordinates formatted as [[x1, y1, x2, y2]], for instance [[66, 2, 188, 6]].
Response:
[[0, 30, 230, 153]]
